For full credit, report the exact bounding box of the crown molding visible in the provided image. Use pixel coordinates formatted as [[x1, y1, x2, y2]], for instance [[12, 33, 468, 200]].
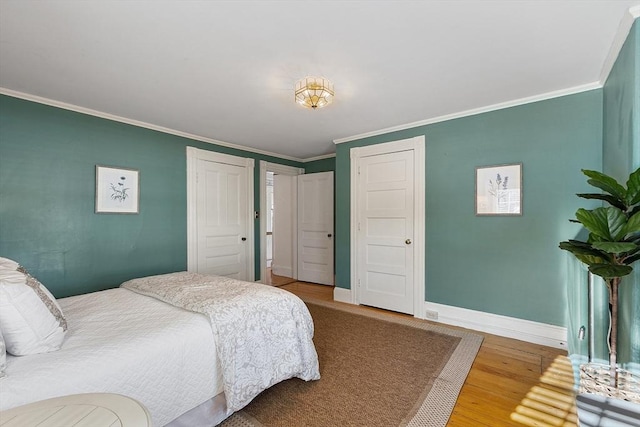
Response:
[[302, 153, 336, 163], [335, 7, 640, 146], [598, 6, 640, 84], [0, 87, 316, 163], [333, 82, 601, 145]]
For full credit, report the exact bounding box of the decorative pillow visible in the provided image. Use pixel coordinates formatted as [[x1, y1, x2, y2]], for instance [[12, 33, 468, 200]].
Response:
[[0, 257, 19, 271], [0, 264, 67, 356], [0, 329, 6, 378]]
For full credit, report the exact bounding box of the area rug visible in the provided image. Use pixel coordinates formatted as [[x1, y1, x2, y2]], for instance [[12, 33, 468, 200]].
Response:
[[221, 299, 483, 427]]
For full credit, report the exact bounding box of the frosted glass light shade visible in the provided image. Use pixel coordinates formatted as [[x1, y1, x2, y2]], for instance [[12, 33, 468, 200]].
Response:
[[295, 76, 334, 109]]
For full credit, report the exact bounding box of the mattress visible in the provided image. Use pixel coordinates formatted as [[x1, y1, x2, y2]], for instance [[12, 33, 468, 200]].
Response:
[[0, 288, 223, 426]]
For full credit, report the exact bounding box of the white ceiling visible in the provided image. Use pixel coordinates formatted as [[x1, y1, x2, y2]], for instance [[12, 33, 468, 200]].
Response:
[[1, 1, 639, 161]]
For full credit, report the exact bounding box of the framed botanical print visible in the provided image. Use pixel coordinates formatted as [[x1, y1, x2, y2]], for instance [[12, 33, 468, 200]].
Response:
[[475, 163, 522, 216], [95, 165, 140, 214]]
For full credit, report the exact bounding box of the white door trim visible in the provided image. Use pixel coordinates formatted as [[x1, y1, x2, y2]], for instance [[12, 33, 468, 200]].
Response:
[[186, 146, 255, 280], [259, 161, 304, 283], [350, 136, 425, 318]]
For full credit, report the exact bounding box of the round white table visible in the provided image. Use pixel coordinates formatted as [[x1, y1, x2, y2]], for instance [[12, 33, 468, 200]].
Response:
[[0, 393, 151, 427]]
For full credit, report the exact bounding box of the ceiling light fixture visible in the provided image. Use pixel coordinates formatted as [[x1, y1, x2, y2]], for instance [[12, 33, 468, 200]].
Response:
[[295, 76, 334, 109]]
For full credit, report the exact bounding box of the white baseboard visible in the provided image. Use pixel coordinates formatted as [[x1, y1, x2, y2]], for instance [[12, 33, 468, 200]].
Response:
[[328, 287, 566, 349], [333, 287, 353, 304], [424, 301, 567, 350]]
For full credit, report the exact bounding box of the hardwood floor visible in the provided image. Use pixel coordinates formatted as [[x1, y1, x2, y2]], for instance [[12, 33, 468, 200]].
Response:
[[263, 268, 296, 286], [278, 281, 578, 427]]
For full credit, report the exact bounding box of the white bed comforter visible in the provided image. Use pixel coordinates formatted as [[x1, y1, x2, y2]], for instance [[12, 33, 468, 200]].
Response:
[[0, 288, 222, 427], [121, 272, 321, 414]]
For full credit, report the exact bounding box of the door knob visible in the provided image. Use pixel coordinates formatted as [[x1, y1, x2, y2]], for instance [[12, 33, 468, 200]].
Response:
[[405, 239, 412, 245], [241, 237, 247, 241], [328, 234, 332, 238]]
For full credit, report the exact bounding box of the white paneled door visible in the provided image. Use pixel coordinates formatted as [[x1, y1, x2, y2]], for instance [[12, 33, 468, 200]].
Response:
[[357, 149, 415, 314], [297, 172, 334, 286], [187, 147, 254, 281]]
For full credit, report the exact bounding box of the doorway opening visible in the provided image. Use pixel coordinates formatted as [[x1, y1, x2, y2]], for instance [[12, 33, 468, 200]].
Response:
[[259, 161, 304, 286], [265, 171, 296, 286]]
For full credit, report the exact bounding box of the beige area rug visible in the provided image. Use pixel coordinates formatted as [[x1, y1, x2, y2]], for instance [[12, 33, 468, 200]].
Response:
[[221, 299, 483, 427]]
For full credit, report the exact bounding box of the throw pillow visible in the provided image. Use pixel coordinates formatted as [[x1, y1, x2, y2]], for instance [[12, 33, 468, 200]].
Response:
[[0, 264, 67, 356]]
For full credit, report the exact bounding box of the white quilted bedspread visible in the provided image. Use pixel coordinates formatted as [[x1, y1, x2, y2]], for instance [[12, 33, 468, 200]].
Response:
[[121, 272, 321, 414], [0, 288, 221, 426]]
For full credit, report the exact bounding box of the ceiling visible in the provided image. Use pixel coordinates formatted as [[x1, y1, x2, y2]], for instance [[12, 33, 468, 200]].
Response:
[[1, 1, 639, 161]]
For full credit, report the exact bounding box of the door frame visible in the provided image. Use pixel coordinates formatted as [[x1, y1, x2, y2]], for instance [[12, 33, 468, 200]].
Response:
[[350, 136, 425, 318], [186, 146, 255, 280], [259, 161, 304, 284]]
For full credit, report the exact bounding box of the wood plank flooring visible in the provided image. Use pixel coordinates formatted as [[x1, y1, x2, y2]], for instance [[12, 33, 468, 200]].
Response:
[[277, 281, 578, 427]]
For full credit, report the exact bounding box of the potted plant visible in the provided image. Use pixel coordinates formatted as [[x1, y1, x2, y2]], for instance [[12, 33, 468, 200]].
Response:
[[559, 168, 639, 400]]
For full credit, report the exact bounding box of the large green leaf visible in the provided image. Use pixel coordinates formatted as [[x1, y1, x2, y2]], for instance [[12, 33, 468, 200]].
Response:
[[575, 207, 627, 241], [592, 241, 638, 254], [623, 212, 640, 236], [582, 169, 627, 201], [576, 193, 627, 210], [560, 240, 600, 255], [626, 168, 640, 205], [623, 241, 640, 256], [627, 253, 640, 264], [587, 233, 604, 244], [589, 263, 633, 279], [559, 241, 609, 265]]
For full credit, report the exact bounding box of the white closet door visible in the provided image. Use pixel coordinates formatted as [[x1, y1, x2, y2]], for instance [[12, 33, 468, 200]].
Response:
[[297, 172, 334, 286], [187, 147, 254, 282], [357, 150, 414, 314]]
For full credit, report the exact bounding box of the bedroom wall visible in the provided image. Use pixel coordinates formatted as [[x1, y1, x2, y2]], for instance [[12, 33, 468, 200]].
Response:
[[0, 95, 303, 297], [602, 18, 639, 367], [304, 157, 336, 174], [335, 90, 603, 327]]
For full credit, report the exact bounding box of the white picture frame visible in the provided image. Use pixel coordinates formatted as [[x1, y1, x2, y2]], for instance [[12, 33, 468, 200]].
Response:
[[95, 165, 140, 214], [475, 163, 522, 216]]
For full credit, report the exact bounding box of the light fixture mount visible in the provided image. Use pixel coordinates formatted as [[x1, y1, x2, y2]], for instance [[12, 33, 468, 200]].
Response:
[[295, 76, 334, 109]]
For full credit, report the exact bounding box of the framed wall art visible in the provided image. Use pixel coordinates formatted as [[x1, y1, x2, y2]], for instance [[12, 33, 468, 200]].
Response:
[[95, 165, 140, 214], [475, 163, 522, 216]]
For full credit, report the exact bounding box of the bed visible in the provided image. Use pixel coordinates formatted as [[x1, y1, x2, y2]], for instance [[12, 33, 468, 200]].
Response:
[[0, 270, 320, 426]]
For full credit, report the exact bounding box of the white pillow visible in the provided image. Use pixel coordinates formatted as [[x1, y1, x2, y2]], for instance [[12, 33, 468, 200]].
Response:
[[0, 267, 67, 356], [0, 257, 19, 270], [0, 329, 6, 378]]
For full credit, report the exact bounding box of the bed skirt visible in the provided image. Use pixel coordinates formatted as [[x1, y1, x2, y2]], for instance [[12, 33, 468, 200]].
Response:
[[166, 392, 228, 427]]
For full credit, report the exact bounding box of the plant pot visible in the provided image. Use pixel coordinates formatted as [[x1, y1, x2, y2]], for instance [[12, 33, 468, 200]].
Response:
[[576, 393, 640, 427], [580, 363, 640, 404]]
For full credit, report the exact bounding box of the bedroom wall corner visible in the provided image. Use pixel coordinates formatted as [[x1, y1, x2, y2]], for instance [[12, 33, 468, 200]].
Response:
[[602, 17, 640, 367]]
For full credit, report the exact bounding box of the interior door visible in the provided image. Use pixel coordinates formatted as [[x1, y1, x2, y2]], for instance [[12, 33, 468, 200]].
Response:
[[357, 150, 414, 314], [195, 157, 249, 280], [297, 172, 334, 285]]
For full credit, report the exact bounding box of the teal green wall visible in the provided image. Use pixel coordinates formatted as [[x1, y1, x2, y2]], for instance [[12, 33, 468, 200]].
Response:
[[0, 95, 302, 297], [335, 90, 603, 326], [304, 157, 336, 174], [602, 19, 639, 367]]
